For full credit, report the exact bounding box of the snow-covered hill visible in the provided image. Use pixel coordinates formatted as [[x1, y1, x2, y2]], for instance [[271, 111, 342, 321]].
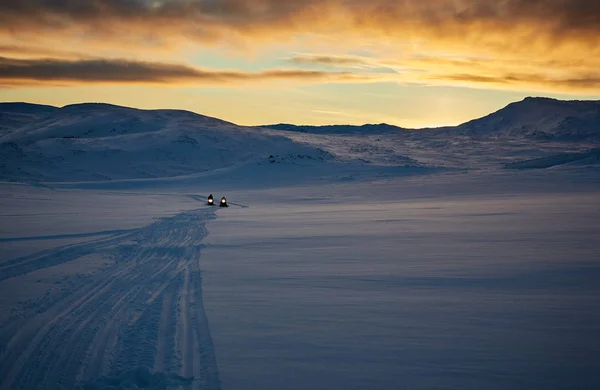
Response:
[[1, 97, 599, 184], [0, 103, 58, 138], [452, 97, 600, 140], [1, 103, 235, 143], [265, 97, 600, 141], [504, 148, 600, 170], [265, 123, 406, 135], [263, 97, 600, 169], [0, 103, 331, 183]]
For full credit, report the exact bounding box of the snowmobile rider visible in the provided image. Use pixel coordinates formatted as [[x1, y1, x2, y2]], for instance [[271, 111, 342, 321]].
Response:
[[220, 196, 229, 207], [207, 194, 214, 205]]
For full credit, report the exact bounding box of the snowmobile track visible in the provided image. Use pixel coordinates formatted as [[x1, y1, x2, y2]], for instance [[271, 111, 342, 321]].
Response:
[[0, 206, 221, 390]]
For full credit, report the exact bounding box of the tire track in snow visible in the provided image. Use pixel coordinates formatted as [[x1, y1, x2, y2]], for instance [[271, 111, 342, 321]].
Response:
[[154, 286, 177, 373], [189, 261, 222, 389], [180, 267, 194, 379], [0, 259, 140, 388], [0, 206, 221, 390]]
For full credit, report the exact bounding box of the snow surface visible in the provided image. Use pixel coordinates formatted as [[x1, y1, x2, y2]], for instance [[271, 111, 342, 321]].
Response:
[[0, 103, 331, 183], [0, 103, 57, 138], [202, 175, 600, 390], [1, 98, 600, 390]]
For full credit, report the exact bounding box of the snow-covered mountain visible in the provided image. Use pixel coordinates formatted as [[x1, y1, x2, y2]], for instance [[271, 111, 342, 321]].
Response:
[[0, 103, 58, 138], [452, 97, 600, 140], [262, 97, 600, 169], [265, 123, 406, 134], [265, 97, 600, 140], [1, 97, 599, 184], [0, 103, 330, 183]]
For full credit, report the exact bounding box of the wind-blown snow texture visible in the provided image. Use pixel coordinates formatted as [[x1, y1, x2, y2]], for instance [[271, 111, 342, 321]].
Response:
[[0, 190, 220, 390], [1, 97, 599, 184], [1, 97, 599, 390], [264, 98, 600, 170], [0, 102, 58, 138], [0, 102, 331, 183]]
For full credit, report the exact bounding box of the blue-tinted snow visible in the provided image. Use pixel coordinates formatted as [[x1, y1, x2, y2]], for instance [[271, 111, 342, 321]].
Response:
[[201, 173, 600, 390], [1, 98, 599, 390]]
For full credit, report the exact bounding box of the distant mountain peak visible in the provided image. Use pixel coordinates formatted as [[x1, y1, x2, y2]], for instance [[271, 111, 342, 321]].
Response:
[[54, 102, 234, 125], [455, 96, 600, 140], [58, 103, 146, 115], [516, 96, 599, 107], [61, 102, 126, 110], [262, 122, 406, 134], [0, 103, 59, 137], [522, 96, 558, 102], [0, 102, 58, 113]]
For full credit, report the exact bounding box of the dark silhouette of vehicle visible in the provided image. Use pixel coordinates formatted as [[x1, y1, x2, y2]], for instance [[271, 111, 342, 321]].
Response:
[[207, 194, 215, 206], [219, 196, 229, 207]]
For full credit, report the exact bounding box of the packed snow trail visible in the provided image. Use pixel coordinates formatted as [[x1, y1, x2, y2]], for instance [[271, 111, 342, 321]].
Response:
[[0, 206, 221, 390]]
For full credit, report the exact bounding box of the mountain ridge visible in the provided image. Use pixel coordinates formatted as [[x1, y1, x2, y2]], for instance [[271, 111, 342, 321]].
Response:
[[1, 96, 598, 183], [262, 97, 600, 139], [2, 97, 599, 136], [0, 102, 332, 182], [451, 97, 600, 140]]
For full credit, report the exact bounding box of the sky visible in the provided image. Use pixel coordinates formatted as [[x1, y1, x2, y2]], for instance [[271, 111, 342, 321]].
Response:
[[1, 0, 599, 128]]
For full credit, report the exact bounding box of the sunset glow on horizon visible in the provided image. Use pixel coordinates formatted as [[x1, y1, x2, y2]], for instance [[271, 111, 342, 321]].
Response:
[[1, 0, 599, 127]]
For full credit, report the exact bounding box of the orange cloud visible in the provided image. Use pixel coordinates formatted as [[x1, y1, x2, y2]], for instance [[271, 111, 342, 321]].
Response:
[[289, 55, 373, 68], [286, 53, 600, 94], [0, 1, 598, 93], [1, 52, 598, 94], [0, 56, 371, 87], [1, 1, 598, 46], [430, 73, 600, 91], [0, 45, 93, 60]]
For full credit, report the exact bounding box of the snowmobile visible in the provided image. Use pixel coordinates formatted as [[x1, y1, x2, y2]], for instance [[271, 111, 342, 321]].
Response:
[[219, 196, 229, 207], [207, 194, 215, 206]]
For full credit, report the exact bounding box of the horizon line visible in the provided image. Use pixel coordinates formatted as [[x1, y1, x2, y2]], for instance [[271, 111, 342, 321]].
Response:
[[1, 95, 599, 130]]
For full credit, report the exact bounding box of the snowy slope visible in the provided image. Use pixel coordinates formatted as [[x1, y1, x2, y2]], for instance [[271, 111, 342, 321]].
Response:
[[263, 97, 600, 170], [265, 97, 600, 141], [1, 97, 599, 184], [1, 103, 234, 143], [266, 123, 406, 134], [0, 103, 331, 182], [447, 97, 600, 140], [504, 148, 600, 170], [0, 103, 58, 138]]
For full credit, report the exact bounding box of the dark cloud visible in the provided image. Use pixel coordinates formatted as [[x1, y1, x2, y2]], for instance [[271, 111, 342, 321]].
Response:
[[0, 56, 365, 86], [287, 55, 401, 76], [0, 45, 87, 59], [1, 1, 598, 93], [288, 55, 372, 67], [0, 0, 598, 41], [434, 72, 600, 90]]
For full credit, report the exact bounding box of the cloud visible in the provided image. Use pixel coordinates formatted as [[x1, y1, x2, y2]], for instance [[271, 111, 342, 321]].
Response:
[[287, 54, 400, 76], [286, 53, 600, 93], [0, 56, 369, 86], [289, 55, 373, 68], [0, 45, 89, 59], [1, 1, 599, 43], [2, 53, 597, 93], [434, 73, 600, 90], [0, 1, 598, 93]]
